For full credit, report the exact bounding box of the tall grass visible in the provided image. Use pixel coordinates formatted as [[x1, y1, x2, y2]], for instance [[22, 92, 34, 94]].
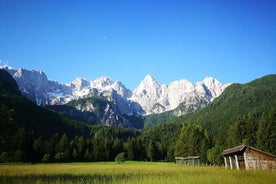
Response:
[[0, 162, 275, 184]]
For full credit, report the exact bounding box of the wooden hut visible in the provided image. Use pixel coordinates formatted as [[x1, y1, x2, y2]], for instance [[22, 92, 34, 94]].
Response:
[[221, 145, 276, 171], [175, 156, 200, 166]]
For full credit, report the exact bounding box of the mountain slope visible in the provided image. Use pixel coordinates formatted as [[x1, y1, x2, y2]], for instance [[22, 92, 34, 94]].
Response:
[[171, 74, 276, 139], [49, 96, 139, 128], [0, 68, 20, 95], [0, 69, 90, 139]]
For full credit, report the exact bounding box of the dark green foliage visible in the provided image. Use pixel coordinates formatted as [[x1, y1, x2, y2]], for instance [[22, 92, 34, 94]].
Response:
[[226, 112, 260, 148], [111, 138, 124, 160], [225, 114, 250, 145], [142, 123, 182, 161], [146, 140, 160, 161], [174, 124, 210, 163], [41, 154, 51, 163], [90, 125, 141, 142], [257, 108, 276, 155], [48, 105, 100, 126], [124, 137, 146, 161], [115, 152, 126, 163], [0, 69, 20, 95], [121, 114, 144, 129], [55, 134, 70, 162], [207, 145, 223, 165], [143, 110, 174, 128]]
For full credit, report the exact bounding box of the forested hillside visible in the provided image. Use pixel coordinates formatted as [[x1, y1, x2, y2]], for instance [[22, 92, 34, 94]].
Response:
[[167, 74, 276, 164], [174, 74, 275, 138]]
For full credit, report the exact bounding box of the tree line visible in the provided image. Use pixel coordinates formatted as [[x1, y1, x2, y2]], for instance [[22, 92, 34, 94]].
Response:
[[0, 125, 163, 163], [1, 108, 275, 164]]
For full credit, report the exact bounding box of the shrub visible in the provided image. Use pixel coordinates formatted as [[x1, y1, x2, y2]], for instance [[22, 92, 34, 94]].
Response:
[[115, 152, 126, 164]]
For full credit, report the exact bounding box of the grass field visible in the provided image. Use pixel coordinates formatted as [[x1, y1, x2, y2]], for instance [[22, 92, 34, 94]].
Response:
[[0, 162, 275, 184]]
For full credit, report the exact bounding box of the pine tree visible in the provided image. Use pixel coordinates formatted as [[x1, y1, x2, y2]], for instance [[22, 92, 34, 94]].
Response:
[[257, 109, 276, 154], [174, 124, 210, 163]]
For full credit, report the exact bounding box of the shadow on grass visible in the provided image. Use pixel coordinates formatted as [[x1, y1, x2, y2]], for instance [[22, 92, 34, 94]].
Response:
[[0, 172, 161, 184]]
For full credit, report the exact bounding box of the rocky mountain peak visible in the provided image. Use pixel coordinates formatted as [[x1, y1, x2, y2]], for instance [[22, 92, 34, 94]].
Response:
[[91, 76, 113, 89], [133, 75, 161, 97], [144, 74, 156, 81], [112, 81, 132, 99], [72, 78, 89, 91], [141, 75, 159, 86], [12, 68, 49, 104], [203, 77, 220, 87], [201, 77, 227, 99]]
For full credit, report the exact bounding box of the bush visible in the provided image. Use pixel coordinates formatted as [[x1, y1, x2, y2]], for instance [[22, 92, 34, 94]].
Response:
[[115, 152, 126, 164], [0, 152, 10, 163], [42, 154, 51, 163]]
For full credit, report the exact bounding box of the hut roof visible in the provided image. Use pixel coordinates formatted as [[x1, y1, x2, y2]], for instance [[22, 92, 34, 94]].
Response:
[[175, 156, 200, 160], [221, 145, 246, 155], [221, 144, 276, 158]]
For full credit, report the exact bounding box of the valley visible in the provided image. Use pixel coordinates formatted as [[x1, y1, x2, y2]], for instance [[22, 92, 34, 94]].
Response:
[[0, 67, 275, 165]]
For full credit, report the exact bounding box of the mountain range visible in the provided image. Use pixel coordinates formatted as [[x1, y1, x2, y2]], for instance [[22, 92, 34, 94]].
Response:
[[1, 66, 230, 119]]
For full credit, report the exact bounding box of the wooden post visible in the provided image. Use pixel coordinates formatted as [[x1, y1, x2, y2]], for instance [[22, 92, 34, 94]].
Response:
[[224, 157, 228, 168], [229, 156, 233, 169], [244, 152, 248, 169], [235, 155, 239, 169]]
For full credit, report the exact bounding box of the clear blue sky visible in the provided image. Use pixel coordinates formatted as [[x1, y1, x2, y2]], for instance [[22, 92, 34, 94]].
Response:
[[0, 0, 275, 90]]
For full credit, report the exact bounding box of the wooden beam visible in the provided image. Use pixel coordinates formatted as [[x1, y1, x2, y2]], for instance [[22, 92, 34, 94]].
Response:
[[224, 156, 228, 168], [229, 156, 233, 169], [235, 155, 239, 169]]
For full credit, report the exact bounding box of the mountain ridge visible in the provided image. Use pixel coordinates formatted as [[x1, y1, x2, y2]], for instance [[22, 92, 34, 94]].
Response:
[[1, 65, 230, 116], [132, 74, 230, 114]]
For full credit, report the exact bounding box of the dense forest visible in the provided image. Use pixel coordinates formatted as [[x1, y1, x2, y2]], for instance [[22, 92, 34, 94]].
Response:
[[0, 69, 275, 164]]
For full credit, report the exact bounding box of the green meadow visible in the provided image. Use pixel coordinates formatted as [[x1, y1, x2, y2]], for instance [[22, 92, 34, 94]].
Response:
[[0, 162, 275, 184]]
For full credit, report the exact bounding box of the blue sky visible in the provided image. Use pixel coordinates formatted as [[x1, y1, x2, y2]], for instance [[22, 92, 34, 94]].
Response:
[[0, 0, 275, 90]]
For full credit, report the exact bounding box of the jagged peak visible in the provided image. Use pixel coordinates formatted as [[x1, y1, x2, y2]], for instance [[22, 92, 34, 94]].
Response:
[[113, 80, 125, 88], [169, 79, 193, 87], [143, 74, 157, 82], [14, 68, 47, 79], [144, 74, 154, 80], [0, 65, 15, 70], [133, 75, 160, 94], [139, 75, 160, 86], [71, 77, 90, 91], [72, 77, 89, 83], [203, 76, 220, 85], [92, 76, 113, 85]]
